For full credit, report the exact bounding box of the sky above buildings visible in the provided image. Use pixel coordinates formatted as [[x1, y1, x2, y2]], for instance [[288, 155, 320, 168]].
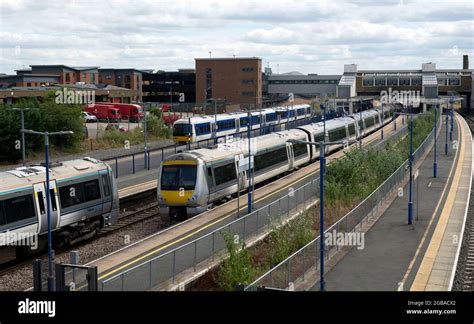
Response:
[[0, 0, 473, 75]]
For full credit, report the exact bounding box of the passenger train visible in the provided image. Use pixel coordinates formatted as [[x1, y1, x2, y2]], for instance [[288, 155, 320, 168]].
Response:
[[172, 104, 312, 143], [0, 158, 119, 264], [158, 103, 401, 220]]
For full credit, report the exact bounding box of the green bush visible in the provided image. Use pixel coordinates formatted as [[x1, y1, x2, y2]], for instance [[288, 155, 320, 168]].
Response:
[[216, 232, 259, 291]]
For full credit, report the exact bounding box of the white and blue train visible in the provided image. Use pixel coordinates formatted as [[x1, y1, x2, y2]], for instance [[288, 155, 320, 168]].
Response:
[[158, 103, 400, 220], [172, 104, 312, 143], [0, 157, 119, 264]]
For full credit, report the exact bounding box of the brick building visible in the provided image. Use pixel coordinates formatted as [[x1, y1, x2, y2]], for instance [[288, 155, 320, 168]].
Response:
[[195, 57, 262, 109], [98, 68, 143, 102]]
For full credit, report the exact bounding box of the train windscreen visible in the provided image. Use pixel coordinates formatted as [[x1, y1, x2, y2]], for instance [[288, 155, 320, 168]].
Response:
[[161, 165, 197, 190], [173, 124, 192, 136]]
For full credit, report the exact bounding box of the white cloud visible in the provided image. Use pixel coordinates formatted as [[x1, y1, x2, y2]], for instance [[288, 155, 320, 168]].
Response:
[[0, 0, 473, 74]]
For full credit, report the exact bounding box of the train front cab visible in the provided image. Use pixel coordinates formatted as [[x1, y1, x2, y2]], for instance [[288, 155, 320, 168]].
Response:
[[158, 158, 207, 220]]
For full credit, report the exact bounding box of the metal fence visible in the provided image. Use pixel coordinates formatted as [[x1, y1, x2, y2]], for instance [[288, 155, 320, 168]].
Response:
[[99, 118, 412, 291], [244, 116, 439, 291]]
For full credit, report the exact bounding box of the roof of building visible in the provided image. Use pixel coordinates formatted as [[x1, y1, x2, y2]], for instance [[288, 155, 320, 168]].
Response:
[[195, 57, 261, 61]]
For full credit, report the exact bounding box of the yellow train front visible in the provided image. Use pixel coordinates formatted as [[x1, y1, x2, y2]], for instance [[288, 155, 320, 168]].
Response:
[[157, 153, 210, 221]]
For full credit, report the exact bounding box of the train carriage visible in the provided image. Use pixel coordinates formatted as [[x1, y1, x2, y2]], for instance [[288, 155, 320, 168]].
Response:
[[0, 158, 119, 263]]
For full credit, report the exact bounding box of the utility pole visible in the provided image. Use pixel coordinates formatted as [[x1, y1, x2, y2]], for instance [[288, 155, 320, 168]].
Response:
[[12, 107, 38, 165], [22, 129, 74, 291]]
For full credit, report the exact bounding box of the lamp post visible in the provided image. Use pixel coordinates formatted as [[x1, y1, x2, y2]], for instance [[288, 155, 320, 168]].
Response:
[[381, 102, 384, 140], [445, 104, 449, 156], [359, 99, 363, 148], [22, 129, 73, 291], [247, 109, 253, 213], [288, 138, 358, 291], [450, 99, 454, 141], [12, 108, 38, 166], [143, 105, 148, 169], [433, 105, 438, 178], [392, 111, 417, 225]]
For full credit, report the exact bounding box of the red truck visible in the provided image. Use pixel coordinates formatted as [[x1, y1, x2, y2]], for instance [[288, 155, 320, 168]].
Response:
[[84, 104, 121, 121], [97, 102, 144, 122]]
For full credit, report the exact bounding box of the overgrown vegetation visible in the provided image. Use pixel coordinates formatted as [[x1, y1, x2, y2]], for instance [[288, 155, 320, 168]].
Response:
[[215, 111, 436, 290]]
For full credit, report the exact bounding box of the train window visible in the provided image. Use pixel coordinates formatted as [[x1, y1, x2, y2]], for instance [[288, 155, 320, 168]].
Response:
[[254, 147, 288, 171], [0, 203, 5, 225], [207, 167, 213, 178], [328, 127, 347, 141], [266, 113, 277, 122], [173, 124, 192, 136], [59, 179, 101, 209], [195, 123, 211, 135], [240, 117, 249, 127], [364, 117, 375, 128], [293, 143, 308, 158], [50, 189, 57, 212], [37, 191, 46, 214], [3, 194, 35, 224], [251, 116, 260, 125], [161, 165, 197, 190], [84, 180, 101, 202], [214, 163, 237, 186], [348, 123, 356, 135], [102, 174, 111, 197], [314, 133, 325, 143]]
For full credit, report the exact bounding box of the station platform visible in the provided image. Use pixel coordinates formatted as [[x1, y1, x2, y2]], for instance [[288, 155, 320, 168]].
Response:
[[310, 113, 472, 291]]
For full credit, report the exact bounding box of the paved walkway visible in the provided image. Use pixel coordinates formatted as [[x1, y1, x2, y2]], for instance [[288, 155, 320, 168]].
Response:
[[311, 113, 472, 291]]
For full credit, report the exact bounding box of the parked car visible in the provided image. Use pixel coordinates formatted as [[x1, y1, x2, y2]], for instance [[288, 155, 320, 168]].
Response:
[[81, 111, 98, 123], [105, 123, 128, 132]]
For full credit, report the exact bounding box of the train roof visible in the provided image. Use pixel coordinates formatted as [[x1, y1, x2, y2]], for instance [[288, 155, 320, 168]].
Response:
[[353, 109, 380, 120], [0, 157, 109, 193], [166, 128, 308, 163], [174, 108, 295, 125]]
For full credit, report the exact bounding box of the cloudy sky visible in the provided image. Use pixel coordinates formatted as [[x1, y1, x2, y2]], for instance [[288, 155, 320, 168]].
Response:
[[0, 0, 473, 75]]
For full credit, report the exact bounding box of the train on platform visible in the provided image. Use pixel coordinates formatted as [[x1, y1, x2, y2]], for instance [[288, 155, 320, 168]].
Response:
[[0, 158, 119, 264], [158, 103, 402, 220], [172, 104, 312, 143]]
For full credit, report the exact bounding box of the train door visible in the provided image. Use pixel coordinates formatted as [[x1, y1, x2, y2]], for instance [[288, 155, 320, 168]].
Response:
[[33, 181, 60, 235], [235, 118, 240, 134], [101, 173, 112, 214], [234, 154, 246, 191], [287, 143, 294, 169], [211, 122, 217, 139]]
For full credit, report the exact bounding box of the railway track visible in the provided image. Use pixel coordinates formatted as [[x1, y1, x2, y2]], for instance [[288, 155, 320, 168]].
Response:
[[456, 110, 474, 291], [99, 204, 160, 235]]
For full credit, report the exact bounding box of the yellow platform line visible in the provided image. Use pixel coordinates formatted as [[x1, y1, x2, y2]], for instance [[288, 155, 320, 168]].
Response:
[[410, 114, 466, 291]]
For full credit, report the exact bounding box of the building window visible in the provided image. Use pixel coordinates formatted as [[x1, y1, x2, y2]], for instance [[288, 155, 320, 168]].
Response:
[[363, 78, 374, 86], [387, 78, 398, 86], [82, 73, 86, 79], [65, 73, 71, 82], [242, 79, 254, 84], [374, 78, 386, 86], [242, 67, 254, 72], [448, 79, 460, 86], [411, 78, 422, 86], [399, 78, 410, 86], [242, 91, 255, 96]]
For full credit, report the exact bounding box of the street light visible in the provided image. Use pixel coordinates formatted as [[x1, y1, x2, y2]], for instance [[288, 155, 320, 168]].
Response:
[[143, 105, 149, 169], [247, 109, 253, 213], [433, 105, 438, 178], [359, 99, 363, 148], [392, 110, 417, 225], [381, 102, 384, 140], [22, 129, 74, 291], [288, 137, 358, 291], [445, 103, 449, 156], [12, 108, 38, 165]]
